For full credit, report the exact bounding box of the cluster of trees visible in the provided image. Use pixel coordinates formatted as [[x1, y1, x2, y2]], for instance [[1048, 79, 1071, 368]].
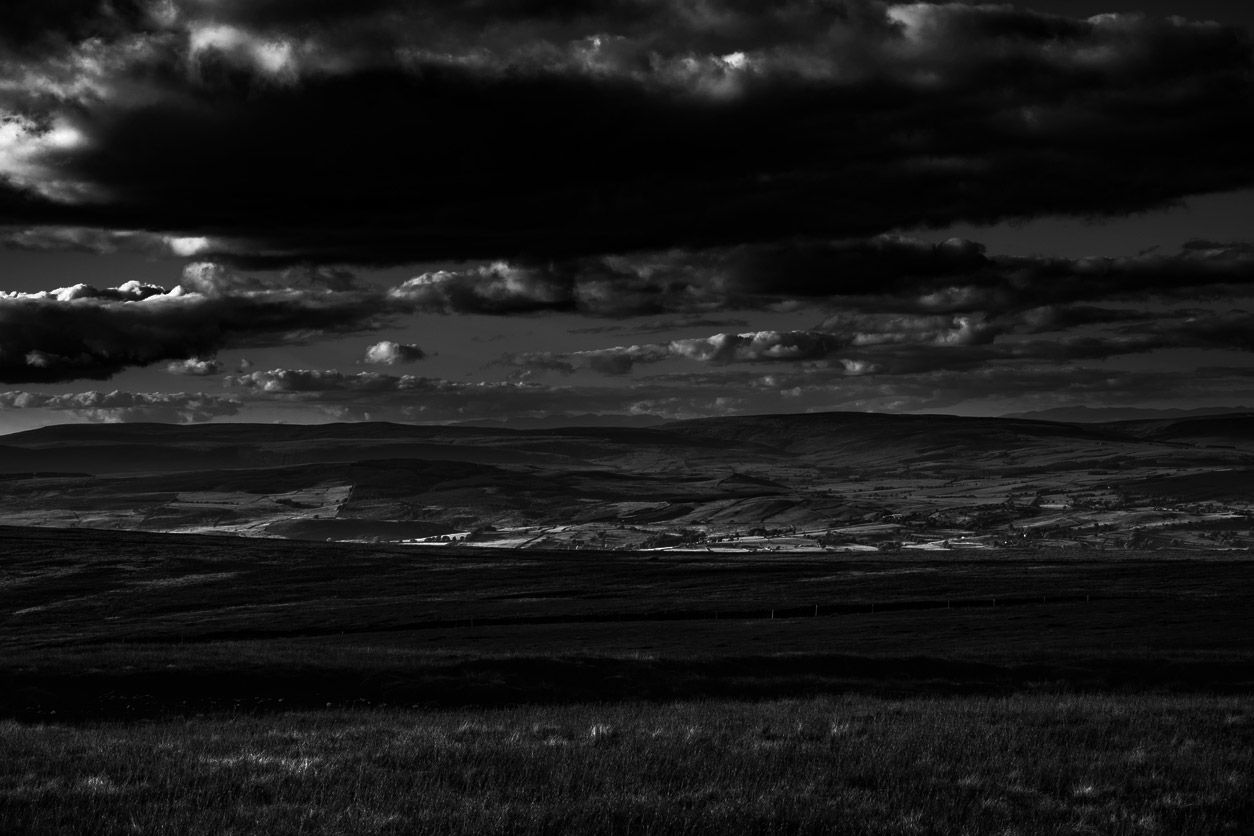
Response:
[[639, 528, 707, 549]]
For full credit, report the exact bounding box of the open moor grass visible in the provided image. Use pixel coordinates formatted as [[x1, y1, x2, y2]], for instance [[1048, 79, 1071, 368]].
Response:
[[4, 695, 1252, 836]]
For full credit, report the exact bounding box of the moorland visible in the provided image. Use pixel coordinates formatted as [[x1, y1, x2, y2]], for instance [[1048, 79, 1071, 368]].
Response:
[[3, 411, 1253, 834], [2, 411, 1254, 552], [3, 526, 1253, 717], [2, 525, 1253, 834]]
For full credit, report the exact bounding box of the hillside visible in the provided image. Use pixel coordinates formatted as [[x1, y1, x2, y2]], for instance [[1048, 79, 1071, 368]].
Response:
[[2, 411, 1253, 551]]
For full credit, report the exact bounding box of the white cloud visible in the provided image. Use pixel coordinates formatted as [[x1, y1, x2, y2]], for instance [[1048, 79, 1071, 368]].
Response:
[[188, 23, 300, 79], [0, 113, 93, 201], [167, 357, 223, 376], [363, 340, 426, 365], [166, 236, 212, 256]]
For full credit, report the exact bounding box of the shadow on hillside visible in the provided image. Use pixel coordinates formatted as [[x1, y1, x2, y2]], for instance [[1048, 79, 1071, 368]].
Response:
[[3, 652, 1250, 723]]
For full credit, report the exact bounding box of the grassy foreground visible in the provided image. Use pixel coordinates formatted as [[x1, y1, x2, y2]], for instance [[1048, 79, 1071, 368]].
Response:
[[4, 530, 1253, 833], [4, 695, 1252, 836]]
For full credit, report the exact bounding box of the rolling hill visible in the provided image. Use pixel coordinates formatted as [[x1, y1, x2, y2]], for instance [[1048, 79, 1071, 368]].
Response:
[[1, 411, 1252, 550]]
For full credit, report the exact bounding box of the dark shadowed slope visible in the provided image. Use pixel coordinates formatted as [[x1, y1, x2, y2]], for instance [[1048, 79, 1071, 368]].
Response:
[[658, 412, 1133, 469], [1108, 413, 1254, 446], [0, 420, 788, 475], [7, 412, 1254, 476], [1003, 406, 1254, 423]]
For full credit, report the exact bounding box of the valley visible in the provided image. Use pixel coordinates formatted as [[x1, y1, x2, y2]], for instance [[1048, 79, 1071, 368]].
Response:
[[2, 412, 1253, 552]]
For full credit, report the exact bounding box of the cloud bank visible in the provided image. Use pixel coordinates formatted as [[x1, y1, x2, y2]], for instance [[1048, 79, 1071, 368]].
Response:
[[0, 389, 241, 423], [3, 3, 1253, 425], [4, 238, 1253, 389], [0, 2, 1250, 265], [394, 239, 1254, 318], [0, 263, 406, 383]]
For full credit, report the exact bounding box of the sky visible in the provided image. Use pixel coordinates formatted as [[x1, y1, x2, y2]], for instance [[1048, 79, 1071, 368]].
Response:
[[2, 0, 1254, 431]]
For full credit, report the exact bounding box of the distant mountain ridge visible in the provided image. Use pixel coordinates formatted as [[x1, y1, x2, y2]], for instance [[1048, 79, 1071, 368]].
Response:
[[1002, 406, 1254, 423], [445, 414, 666, 430], [4, 409, 1254, 477]]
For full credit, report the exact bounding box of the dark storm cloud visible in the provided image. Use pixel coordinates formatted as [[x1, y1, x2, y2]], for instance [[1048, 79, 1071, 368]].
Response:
[[1, 3, 1251, 265], [0, 0, 149, 57], [948, 241, 1254, 314], [744, 238, 1254, 314], [0, 389, 241, 423], [0, 264, 408, 383], [7, 241, 1249, 386], [568, 317, 751, 336], [391, 256, 761, 318], [1125, 310, 1254, 353], [0, 226, 210, 258], [388, 239, 1254, 318], [502, 305, 1254, 381], [387, 241, 991, 317]]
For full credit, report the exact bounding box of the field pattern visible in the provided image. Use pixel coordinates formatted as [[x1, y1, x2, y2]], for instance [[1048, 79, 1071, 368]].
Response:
[[4, 413, 1254, 551]]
